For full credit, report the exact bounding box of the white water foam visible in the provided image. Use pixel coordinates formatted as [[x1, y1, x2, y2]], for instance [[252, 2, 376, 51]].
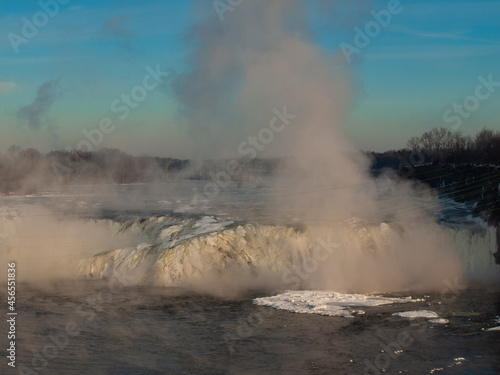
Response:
[[1, 199, 497, 292], [76, 211, 498, 292]]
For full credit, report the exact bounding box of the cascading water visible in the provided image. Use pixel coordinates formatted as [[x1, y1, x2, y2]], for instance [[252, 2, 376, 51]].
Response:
[[77, 210, 498, 293]]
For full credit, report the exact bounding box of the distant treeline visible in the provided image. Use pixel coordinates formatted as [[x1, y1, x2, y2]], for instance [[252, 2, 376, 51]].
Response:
[[368, 128, 500, 240], [2, 128, 499, 195], [0, 147, 189, 194], [0, 147, 282, 195], [369, 128, 500, 171]]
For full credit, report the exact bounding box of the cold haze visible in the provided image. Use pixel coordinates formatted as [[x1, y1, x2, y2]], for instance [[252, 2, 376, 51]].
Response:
[[1, 1, 500, 374], [1, 0, 499, 157]]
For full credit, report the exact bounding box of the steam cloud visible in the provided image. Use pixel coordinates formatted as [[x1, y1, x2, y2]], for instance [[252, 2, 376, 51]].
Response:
[[173, 0, 373, 219], [171, 0, 464, 292], [0, 0, 468, 294], [17, 79, 60, 130]]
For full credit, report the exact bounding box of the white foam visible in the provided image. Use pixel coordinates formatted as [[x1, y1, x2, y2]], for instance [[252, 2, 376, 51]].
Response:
[[393, 310, 439, 319], [159, 225, 184, 240], [77, 210, 498, 290], [180, 216, 234, 239], [253, 290, 421, 318], [428, 318, 449, 325], [80, 223, 306, 286]]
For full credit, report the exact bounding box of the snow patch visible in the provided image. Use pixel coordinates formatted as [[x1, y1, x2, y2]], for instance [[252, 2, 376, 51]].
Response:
[[159, 225, 184, 240], [393, 310, 439, 319], [253, 290, 421, 318], [181, 216, 234, 239], [486, 325, 500, 332], [428, 318, 449, 325]]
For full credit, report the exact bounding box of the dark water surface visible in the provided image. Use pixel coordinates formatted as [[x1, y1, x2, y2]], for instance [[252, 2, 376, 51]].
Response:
[[1, 185, 499, 374], [3, 281, 499, 375]]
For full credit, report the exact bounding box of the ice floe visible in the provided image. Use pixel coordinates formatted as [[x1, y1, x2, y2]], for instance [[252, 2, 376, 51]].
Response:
[[393, 310, 439, 319], [253, 290, 421, 318]]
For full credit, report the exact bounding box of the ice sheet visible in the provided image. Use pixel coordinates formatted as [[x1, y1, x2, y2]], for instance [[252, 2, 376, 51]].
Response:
[[393, 310, 439, 319], [253, 290, 421, 317]]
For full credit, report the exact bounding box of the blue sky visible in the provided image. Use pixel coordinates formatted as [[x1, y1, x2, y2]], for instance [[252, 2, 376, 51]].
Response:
[[0, 0, 499, 157]]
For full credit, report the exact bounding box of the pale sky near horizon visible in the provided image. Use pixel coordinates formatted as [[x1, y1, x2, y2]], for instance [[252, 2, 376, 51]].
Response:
[[1, 0, 499, 158]]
